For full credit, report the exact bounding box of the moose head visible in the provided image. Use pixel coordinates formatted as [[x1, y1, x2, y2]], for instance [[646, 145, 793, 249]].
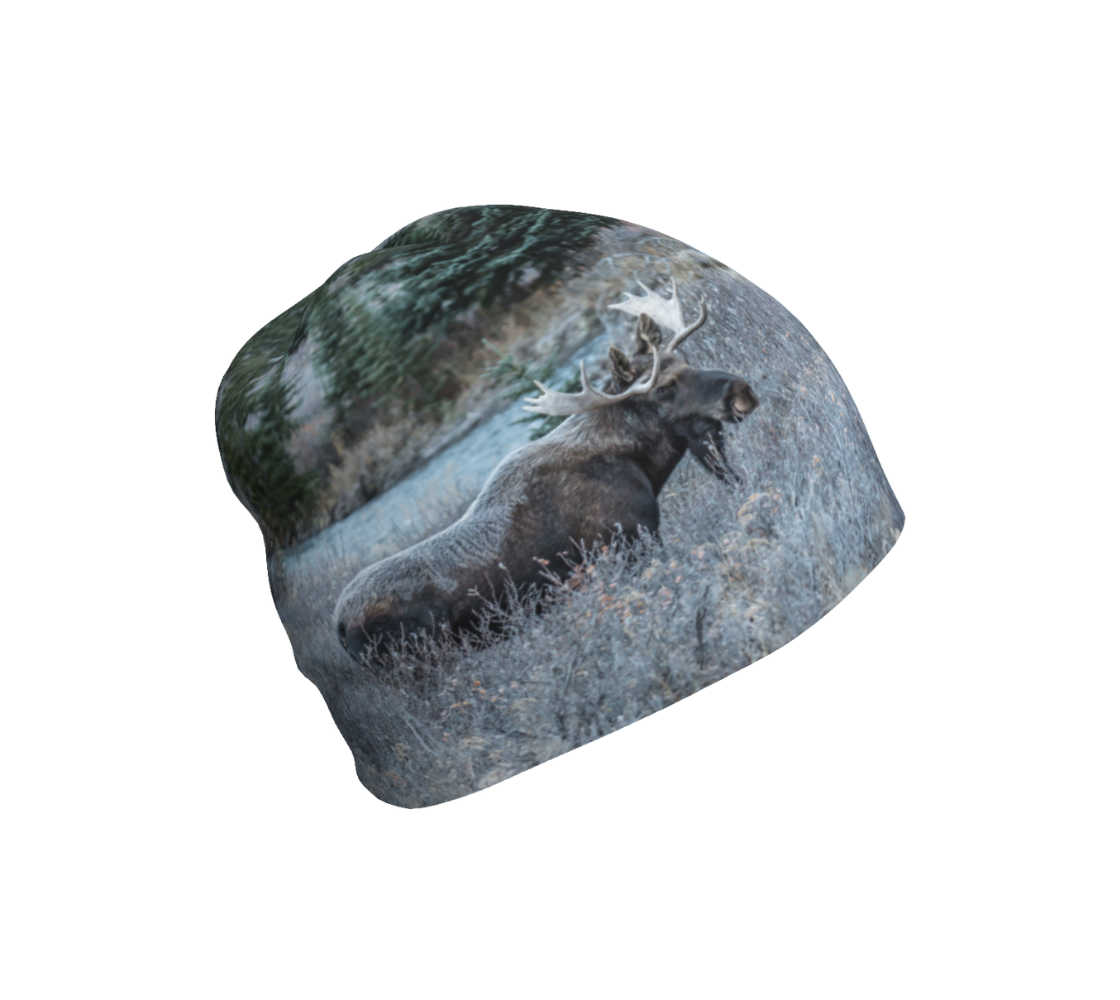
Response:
[[524, 280, 759, 483]]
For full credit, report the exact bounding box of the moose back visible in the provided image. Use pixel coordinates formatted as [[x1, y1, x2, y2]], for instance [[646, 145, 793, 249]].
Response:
[[334, 282, 759, 666]]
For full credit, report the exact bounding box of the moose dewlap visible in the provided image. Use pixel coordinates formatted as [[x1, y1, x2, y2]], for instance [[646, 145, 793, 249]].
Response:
[[216, 205, 904, 808]]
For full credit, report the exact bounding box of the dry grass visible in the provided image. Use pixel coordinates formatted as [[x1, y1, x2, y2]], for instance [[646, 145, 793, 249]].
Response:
[[265, 243, 905, 807], [271, 444, 894, 808]]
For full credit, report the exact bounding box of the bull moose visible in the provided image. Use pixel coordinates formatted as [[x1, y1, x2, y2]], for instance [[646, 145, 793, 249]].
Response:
[[334, 281, 759, 665]]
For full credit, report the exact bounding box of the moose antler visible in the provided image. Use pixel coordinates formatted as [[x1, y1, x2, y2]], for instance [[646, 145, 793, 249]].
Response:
[[608, 278, 707, 351], [523, 350, 662, 417]]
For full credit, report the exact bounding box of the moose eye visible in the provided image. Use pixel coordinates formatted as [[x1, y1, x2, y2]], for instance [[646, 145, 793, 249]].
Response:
[[656, 384, 675, 397]]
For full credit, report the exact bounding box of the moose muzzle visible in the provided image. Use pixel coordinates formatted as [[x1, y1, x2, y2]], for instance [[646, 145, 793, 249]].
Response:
[[728, 379, 759, 420]]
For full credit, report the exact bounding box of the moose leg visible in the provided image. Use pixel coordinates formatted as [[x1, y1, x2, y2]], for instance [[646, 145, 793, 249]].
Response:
[[337, 599, 451, 667], [337, 616, 399, 665]]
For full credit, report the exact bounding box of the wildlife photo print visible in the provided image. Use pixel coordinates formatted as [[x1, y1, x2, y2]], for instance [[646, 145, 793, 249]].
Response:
[[216, 206, 904, 808]]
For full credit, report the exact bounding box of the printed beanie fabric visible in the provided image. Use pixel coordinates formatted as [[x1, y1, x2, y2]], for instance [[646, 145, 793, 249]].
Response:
[[216, 205, 904, 807]]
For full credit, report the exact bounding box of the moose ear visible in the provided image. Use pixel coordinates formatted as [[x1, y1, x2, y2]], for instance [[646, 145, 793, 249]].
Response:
[[609, 346, 636, 385], [633, 313, 663, 354]]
